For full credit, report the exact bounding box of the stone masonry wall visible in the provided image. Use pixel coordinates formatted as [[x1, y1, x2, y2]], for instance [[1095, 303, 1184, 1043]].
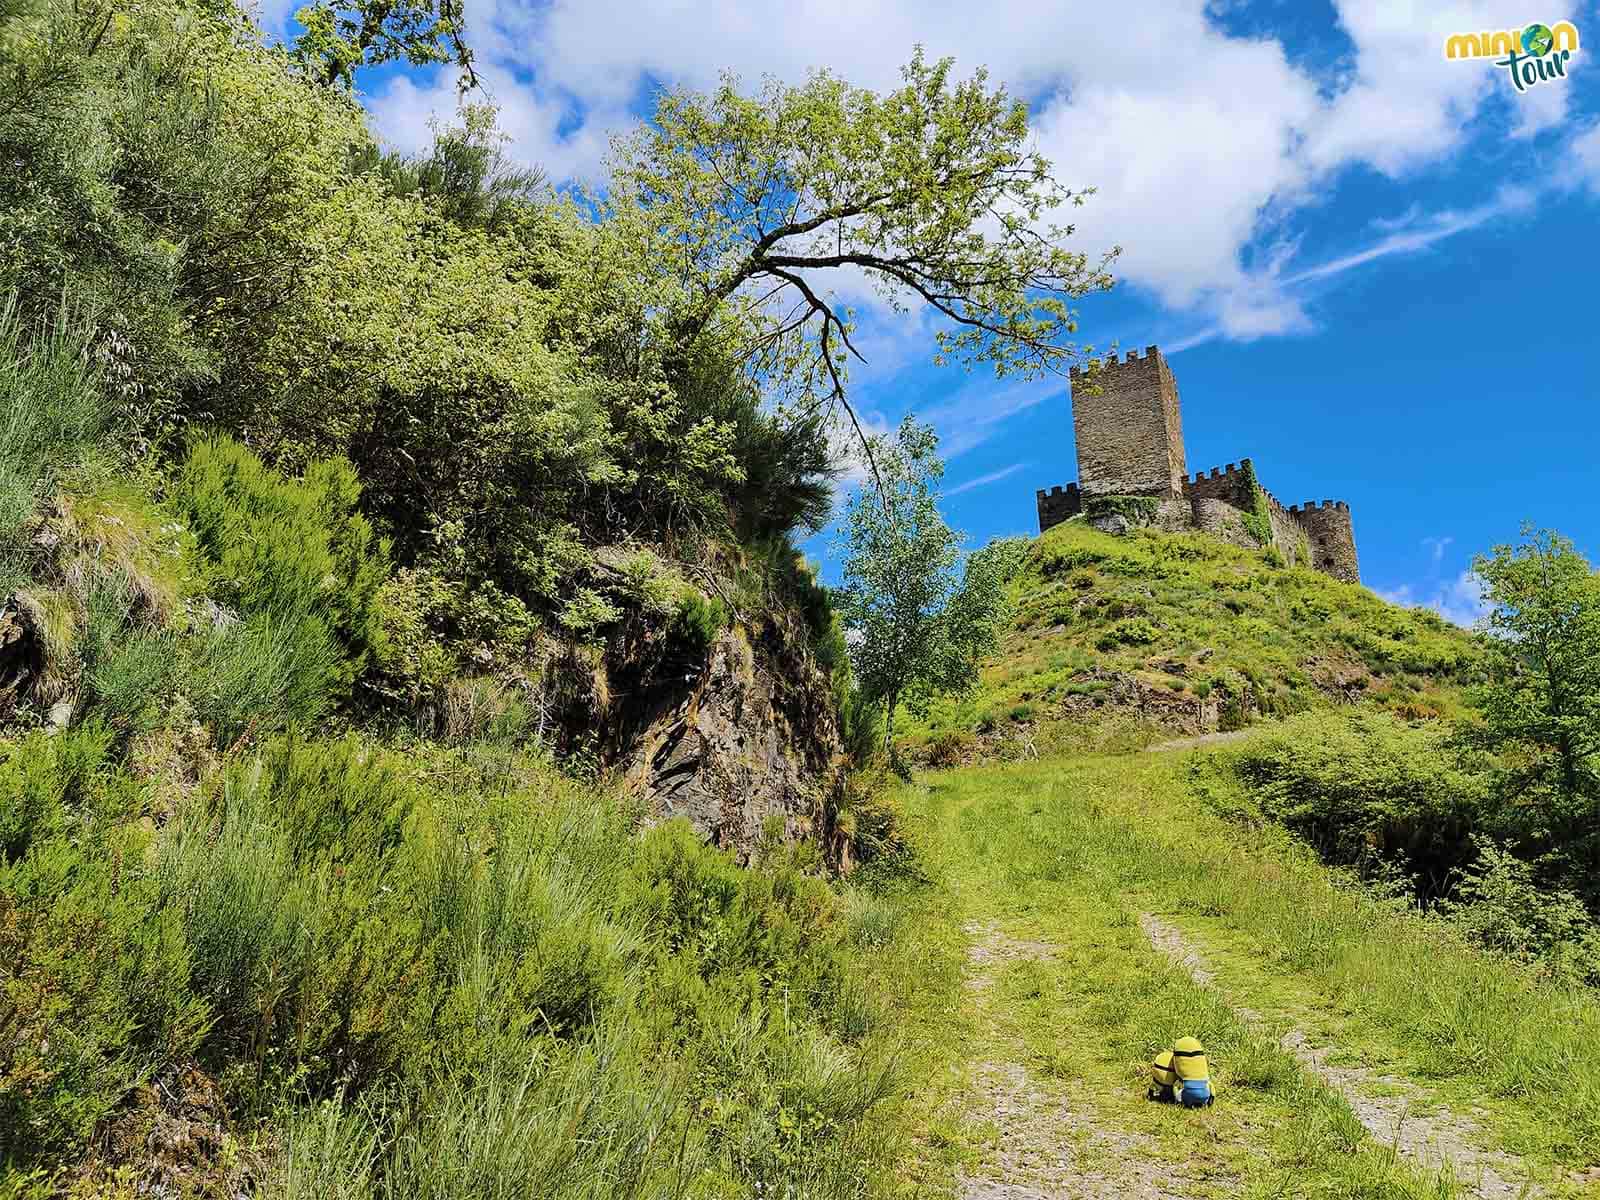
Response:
[[1036, 483, 1081, 533], [1070, 347, 1187, 499], [1291, 502, 1359, 583]]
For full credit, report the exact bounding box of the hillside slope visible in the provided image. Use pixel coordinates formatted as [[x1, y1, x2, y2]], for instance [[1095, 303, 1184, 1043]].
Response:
[[903, 519, 1485, 760]]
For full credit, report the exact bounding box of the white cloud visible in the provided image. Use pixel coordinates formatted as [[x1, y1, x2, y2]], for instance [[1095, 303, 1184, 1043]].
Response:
[[1422, 535, 1455, 566], [1306, 1, 1577, 173], [1379, 570, 1490, 629], [1574, 120, 1600, 195], [946, 462, 1031, 497], [918, 378, 1061, 460], [359, 0, 1589, 372]]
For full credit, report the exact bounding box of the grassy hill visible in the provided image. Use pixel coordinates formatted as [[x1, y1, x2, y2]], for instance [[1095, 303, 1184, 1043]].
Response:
[[870, 743, 1600, 1198], [902, 518, 1486, 761]]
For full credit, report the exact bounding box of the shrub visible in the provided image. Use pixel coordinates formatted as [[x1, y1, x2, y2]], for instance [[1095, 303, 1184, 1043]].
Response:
[[1234, 710, 1494, 898], [1440, 839, 1600, 984], [838, 688, 885, 768], [172, 437, 390, 699], [78, 576, 177, 737], [0, 302, 109, 544], [0, 726, 203, 1160], [1096, 617, 1158, 650], [924, 730, 972, 768], [671, 589, 728, 653], [185, 612, 342, 745]]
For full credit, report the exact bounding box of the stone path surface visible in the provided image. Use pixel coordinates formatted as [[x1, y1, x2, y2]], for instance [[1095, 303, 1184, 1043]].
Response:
[[958, 923, 1192, 1200], [1139, 913, 1539, 1200], [1143, 730, 1257, 754]]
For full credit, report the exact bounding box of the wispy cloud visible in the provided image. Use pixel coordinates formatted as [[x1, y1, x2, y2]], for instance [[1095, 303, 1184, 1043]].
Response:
[[1422, 535, 1455, 566], [919, 379, 1062, 460], [1166, 188, 1537, 352], [946, 462, 1031, 497], [1378, 571, 1489, 630], [1282, 188, 1537, 288]]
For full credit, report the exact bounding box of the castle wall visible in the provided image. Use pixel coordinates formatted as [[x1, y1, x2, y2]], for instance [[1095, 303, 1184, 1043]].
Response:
[[1185, 462, 1249, 504], [1070, 347, 1187, 500], [1039, 342, 1361, 584], [1268, 503, 1305, 568], [1036, 483, 1081, 533], [1290, 502, 1360, 583], [1191, 497, 1246, 543]]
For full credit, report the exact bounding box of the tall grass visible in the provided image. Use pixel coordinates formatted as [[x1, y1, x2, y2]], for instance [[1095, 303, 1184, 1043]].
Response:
[[269, 1033, 690, 1200], [0, 298, 108, 543]]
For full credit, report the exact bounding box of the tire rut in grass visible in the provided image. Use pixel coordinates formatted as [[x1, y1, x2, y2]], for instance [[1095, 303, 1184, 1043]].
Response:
[[1139, 912, 1538, 1200], [959, 921, 1194, 1200]]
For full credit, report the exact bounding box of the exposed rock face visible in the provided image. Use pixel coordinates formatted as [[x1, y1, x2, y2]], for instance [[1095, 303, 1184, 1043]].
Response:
[[0, 593, 46, 713], [554, 603, 844, 861]]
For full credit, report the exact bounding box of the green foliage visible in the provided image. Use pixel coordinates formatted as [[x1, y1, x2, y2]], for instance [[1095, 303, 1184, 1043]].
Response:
[[835, 417, 1009, 751], [1473, 527, 1600, 814], [171, 437, 390, 734], [609, 47, 1117, 439], [0, 300, 108, 542], [358, 105, 548, 236], [1234, 710, 1495, 898], [1, 727, 910, 1192], [78, 576, 177, 736], [620, 820, 836, 989], [1236, 460, 1273, 548], [1440, 839, 1600, 984], [291, 0, 476, 89], [1084, 494, 1159, 525], [1095, 617, 1157, 650], [670, 589, 729, 653], [0, 725, 204, 1161]]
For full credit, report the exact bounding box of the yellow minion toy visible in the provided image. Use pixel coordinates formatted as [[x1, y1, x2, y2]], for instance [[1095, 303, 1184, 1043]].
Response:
[[1170, 1036, 1213, 1107], [1147, 1049, 1179, 1103]]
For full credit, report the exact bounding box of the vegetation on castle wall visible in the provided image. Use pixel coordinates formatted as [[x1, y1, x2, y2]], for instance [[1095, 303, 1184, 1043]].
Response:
[[1235, 460, 1274, 547], [1084, 494, 1160, 525]]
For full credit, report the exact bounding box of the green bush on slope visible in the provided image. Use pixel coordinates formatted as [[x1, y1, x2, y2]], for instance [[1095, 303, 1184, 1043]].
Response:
[[0, 732, 903, 1194]]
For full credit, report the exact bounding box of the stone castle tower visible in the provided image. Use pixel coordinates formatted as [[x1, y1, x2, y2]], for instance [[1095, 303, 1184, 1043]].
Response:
[[1035, 346, 1359, 583]]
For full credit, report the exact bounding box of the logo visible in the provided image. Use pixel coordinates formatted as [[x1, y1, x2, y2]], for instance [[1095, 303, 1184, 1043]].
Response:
[[1444, 20, 1580, 92]]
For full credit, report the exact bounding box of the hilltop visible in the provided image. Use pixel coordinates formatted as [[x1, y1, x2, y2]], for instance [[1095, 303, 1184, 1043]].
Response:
[[902, 518, 1485, 761]]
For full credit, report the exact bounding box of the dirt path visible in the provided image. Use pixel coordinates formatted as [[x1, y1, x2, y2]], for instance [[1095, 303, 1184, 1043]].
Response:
[[1139, 913, 1539, 1199], [1143, 729, 1257, 753], [958, 923, 1193, 1200]]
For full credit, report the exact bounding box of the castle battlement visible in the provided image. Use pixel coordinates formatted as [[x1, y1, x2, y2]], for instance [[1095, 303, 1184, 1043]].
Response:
[[1036, 348, 1359, 583], [1068, 345, 1161, 379]]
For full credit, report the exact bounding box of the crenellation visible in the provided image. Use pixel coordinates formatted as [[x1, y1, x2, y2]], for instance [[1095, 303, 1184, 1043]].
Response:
[[1036, 344, 1359, 583]]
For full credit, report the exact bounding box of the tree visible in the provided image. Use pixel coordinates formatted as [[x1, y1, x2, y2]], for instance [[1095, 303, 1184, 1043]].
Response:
[[605, 50, 1118, 492], [834, 417, 1011, 755], [290, 0, 478, 90], [1474, 526, 1600, 808]]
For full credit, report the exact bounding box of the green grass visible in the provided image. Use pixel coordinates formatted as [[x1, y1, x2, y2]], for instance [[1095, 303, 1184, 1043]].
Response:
[[877, 742, 1600, 1196], [1, 733, 937, 1197], [902, 520, 1486, 753]]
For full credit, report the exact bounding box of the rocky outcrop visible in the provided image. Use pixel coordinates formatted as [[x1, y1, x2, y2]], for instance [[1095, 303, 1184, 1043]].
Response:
[[550, 586, 845, 861]]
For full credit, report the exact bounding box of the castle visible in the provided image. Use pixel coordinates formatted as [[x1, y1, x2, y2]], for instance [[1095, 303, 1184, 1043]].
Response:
[[1035, 346, 1360, 583]]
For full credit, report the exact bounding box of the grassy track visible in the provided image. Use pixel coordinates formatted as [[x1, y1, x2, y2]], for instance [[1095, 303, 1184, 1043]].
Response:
[[871, 745, 1600, 1198]]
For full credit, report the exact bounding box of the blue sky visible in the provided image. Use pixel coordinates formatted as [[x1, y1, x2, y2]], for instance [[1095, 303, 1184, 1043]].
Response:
[[273, 0, 1600, 625]]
